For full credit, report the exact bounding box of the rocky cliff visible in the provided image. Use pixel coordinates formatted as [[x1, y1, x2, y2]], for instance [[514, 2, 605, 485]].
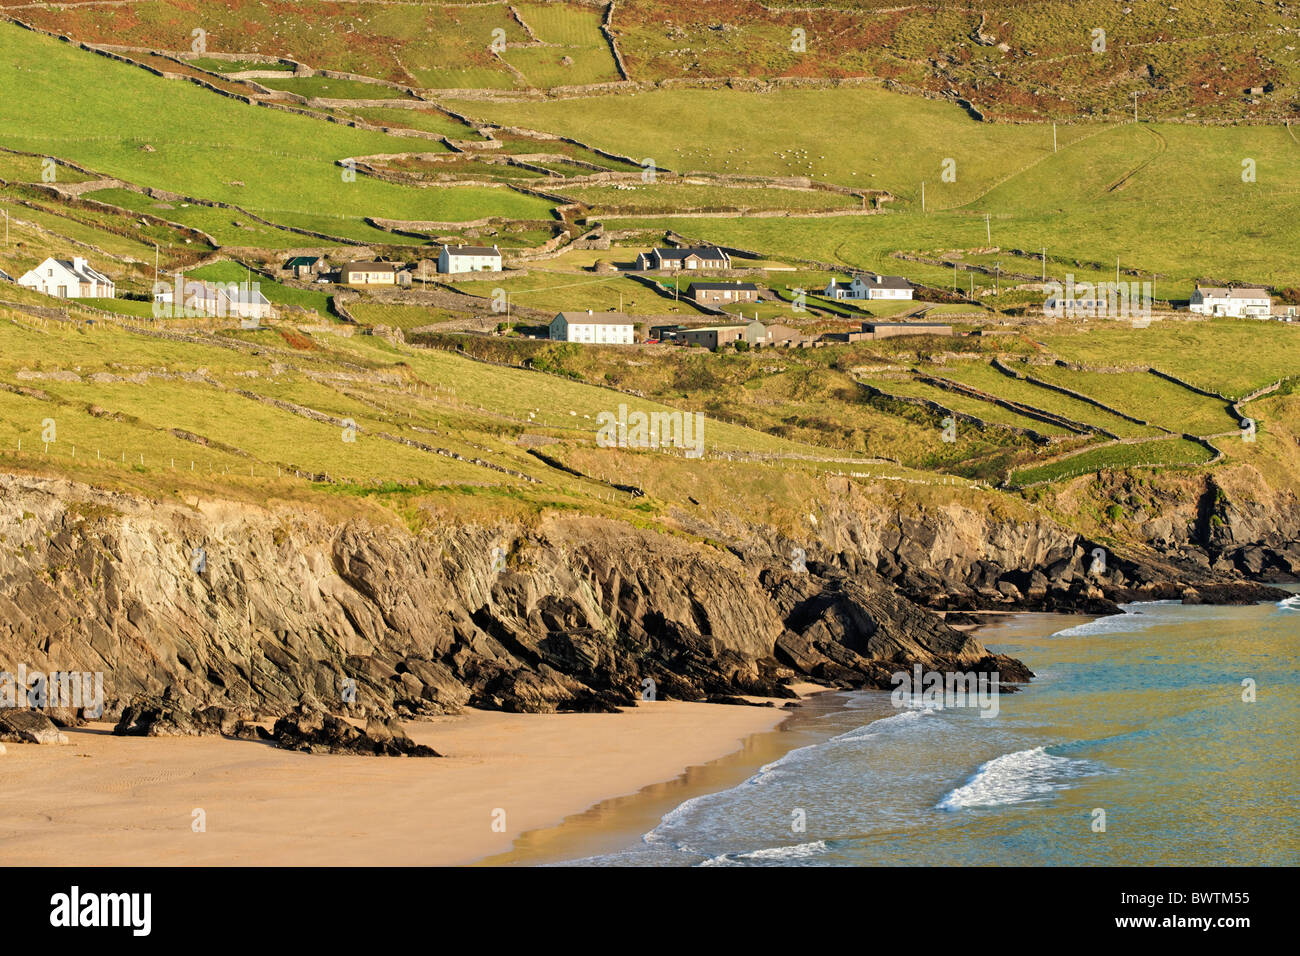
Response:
[[0, 469, 1288, 727]]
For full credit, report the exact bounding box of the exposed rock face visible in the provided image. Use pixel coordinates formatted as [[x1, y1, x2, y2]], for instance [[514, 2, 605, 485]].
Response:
[[271, 708, 439, 757], [0, 471, 1288, 731], [0, 710, 69, 745]]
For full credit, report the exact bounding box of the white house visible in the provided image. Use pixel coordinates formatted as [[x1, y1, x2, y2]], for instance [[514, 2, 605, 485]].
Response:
[[18, 257, 114, 298], [549, 311, 636, 345], [1189, 286, 1272, 318], [825, 274, 913, 301], [153, 278, 273, 319], [438, 244, 502, 274]]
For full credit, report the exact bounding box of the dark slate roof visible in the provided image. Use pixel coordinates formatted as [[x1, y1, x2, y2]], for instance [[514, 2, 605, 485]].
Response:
[[687, 282, 758, 292], [284, 256, 320, 268], [861, 274, 913, 289], [656, 246, 728, 261], [442, 245, 500, 257], [342, 261, 403, 272]]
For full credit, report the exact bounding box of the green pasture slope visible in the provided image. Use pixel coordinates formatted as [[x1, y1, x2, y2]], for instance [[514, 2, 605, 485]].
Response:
[[449, 88, 1300, 291], [0, 24, 554, 236]]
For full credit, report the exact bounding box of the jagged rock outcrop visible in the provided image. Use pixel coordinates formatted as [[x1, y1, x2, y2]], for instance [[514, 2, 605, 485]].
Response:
[[0, 470, 1287, 731], [0, 709, 69, 745], [271, 708, 439, 756], [0, 474, 1015, 724]]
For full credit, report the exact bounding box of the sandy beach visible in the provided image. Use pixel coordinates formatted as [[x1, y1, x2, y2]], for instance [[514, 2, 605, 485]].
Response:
[[0, 693, 819, 866]]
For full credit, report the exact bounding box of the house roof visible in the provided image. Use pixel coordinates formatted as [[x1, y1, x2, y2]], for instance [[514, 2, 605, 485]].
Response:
[[342, 261, 403, 273], [554, 311, 636, 326], [39, 258, 113, 285], [679, 323, 748, 333], [687, 281, 758, 292], [284, 256, 320, 267], [1196, 285, 1270, 299], [442, 245, 500, 257], [857, 273, 912, 289], [864, 322, 951, 330], [0, 269, 12, 282], [655, 246, 728, 261]]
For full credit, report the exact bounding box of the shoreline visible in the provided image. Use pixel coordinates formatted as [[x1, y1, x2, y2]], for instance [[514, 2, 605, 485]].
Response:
[[0, 688, 825, 867], [479, 609, 1097, 866]]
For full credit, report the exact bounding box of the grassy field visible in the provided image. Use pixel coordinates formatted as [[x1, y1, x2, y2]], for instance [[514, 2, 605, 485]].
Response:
[[347, 303, 472, 331], [1037, 319, 1300, 399], [932, 359, 1161, 439], [561, 182, 861, 215], [857, 373, 1072, 437], [18, 0, 1298, 124], [1009, 437, 1215, 486], [451, 272, 708, 317], [0, 25, 556, 237], [447, 86, 1097, 203], [79, 187, 312, 250], [1025, 364, 1237, 436], [255, 76, 414, 100], [441, 85, 1300, 290]]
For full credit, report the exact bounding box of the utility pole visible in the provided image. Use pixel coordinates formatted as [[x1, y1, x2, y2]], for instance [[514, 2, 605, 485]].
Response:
[[1116, 255, 1120, 286], [1053, 122, 1057, 153], [921, 181, 926, 213], [1042, 246, 1047, 282], [985, 214, 991, 245], [1133, 91, 1139, 124]]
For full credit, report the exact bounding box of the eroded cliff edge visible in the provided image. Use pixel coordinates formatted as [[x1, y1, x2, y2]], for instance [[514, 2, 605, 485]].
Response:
[[0, 471, 1288, 723]]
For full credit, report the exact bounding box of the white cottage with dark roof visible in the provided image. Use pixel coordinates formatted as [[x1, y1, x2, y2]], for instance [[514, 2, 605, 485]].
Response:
[[18, 257, 114, 298], [825, 273, 913, 301], [438, 244, 502, 274]]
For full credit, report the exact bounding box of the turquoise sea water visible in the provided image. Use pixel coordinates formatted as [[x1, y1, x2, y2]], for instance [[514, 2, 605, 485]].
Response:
[[515, 598, 1300, 866]]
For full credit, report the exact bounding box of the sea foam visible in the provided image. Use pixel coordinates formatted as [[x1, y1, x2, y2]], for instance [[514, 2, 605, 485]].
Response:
[[936, 746, 1101, 810]]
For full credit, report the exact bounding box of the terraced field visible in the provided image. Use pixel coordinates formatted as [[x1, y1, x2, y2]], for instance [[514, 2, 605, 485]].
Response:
[[1009, 437, 1216, 487], [857, 373, 1073, 437], [1024, 364, 1238, 436], [935, 360, 1161, 439]]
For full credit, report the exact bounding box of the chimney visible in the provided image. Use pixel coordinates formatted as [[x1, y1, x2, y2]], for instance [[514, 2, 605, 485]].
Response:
[[73, 256, 87, 271], [874, 274, 882, 284]]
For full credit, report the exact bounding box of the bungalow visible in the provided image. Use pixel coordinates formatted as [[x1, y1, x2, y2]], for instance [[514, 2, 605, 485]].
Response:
[[1189, 285, 1272, 318], [284, 256, 323, 279], [636, 246, 731, 271], [340, 261, 404, 286], [687, 281, 758, 306], [825, 274, 914, 301], [154, 278, 273, 320], [549, 310, 636, 345], [0, 268, 12, 282], [438, 244, 502, 274], [18, 257, 114, 298], [676, 323, 748, 350]]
